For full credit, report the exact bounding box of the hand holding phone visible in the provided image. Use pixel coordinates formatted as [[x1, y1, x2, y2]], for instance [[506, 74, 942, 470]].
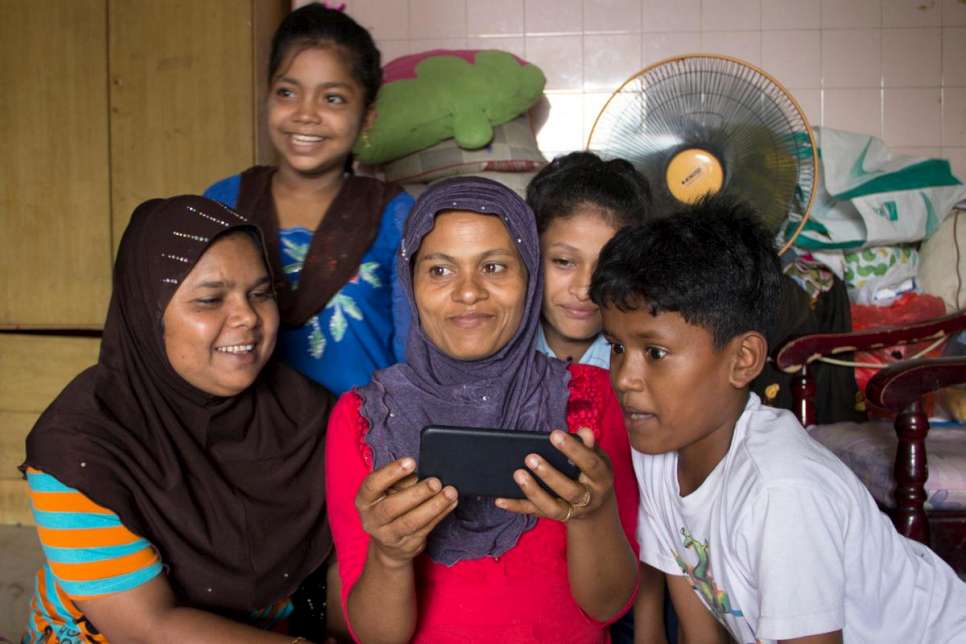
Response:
[[496, 427, 616, 524], [354, 457, 458, 567]]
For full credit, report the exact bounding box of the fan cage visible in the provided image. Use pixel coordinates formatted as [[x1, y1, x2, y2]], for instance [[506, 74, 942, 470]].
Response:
[[586, 54, 817, 255]]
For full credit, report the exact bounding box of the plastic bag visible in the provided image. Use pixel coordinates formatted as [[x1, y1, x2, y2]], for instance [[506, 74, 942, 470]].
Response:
[[842, 245, 919, 306], [791, 128, 965, 250]]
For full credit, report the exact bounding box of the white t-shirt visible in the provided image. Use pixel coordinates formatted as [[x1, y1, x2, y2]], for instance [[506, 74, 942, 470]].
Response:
[[634, 393, 966, 643]]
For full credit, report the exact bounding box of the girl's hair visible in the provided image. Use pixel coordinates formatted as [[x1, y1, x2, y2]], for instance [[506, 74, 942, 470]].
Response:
[[526, 151, 653, 234], [269, 3, 382, 108]]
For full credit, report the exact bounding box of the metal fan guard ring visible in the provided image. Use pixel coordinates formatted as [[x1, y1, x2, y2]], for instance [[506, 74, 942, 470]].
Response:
[[585, 53, 818, 256]]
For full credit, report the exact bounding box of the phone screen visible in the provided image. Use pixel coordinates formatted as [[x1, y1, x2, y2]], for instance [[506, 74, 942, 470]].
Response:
[[417, 425, 580, 499]]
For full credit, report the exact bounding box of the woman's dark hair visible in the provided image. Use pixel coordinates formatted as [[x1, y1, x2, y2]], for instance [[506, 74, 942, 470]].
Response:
[[269, 4, 382, 108], [526, 151, 652, 234], [590, 195, 783, 348]]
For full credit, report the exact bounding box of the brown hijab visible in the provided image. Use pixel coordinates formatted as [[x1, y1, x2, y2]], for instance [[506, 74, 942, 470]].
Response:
[[234, 166, 403, 327], [22, 195, 332, 614]]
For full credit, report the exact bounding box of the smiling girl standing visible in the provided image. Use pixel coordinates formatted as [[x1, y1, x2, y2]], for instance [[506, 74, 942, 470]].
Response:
[[205, 4, 413, 395]]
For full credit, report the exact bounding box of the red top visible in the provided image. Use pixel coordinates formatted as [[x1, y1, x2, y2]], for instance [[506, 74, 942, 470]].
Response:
[[325, 364, 639, 643]]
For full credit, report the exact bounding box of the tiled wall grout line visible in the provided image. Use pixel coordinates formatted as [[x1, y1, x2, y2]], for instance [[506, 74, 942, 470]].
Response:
[[349, 0, 964, 178]]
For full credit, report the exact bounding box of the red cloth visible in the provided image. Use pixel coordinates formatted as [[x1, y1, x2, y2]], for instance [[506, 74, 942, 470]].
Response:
[[326, 364, 639, 643], [850, 293, 948, 416]]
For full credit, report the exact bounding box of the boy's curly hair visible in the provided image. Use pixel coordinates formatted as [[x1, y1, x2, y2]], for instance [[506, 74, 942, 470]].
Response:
[[589, 195, 783, 348]]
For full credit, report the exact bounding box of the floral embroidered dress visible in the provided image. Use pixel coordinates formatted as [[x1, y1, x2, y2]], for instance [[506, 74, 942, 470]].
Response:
[[204, 173, 414, 395], [276, 209, 408, 394]]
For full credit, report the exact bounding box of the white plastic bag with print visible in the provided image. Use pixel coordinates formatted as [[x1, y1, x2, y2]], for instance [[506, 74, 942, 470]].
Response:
[[842, 245, 919, 306], [790, 128, 965, 251]]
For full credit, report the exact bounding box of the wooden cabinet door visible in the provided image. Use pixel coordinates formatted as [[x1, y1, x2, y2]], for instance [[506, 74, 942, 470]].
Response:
[[0, 1, 112, 329], [108, 0, 258, 246], [1, 1, 285, 328]]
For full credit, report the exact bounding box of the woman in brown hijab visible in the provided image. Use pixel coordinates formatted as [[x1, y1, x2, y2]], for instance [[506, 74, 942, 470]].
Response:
[[21, 196, 332, 643]]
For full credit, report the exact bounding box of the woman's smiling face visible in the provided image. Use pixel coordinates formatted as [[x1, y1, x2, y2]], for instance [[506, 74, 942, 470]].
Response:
[[162, 233, 279, 396], [413, 211, 528, 361]]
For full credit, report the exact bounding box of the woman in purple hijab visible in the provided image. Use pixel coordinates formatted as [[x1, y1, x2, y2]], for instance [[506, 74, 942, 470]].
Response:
[[325, 177, 640, 643]]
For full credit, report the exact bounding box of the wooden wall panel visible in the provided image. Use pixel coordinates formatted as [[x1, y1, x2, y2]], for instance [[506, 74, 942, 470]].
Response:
[[0, 0, 112, 328], [0, 335, 100, 526], [108, 0, 255, 245], [0, 413, 36, 479], [0, 413, 35, 524], [0, 480, 32, 525], [253, 0, 289, 165], [0, 335, 100, 412]]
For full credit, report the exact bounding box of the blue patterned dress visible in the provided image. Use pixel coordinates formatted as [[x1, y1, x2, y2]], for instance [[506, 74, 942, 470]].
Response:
[[204, 173, 414, 394]]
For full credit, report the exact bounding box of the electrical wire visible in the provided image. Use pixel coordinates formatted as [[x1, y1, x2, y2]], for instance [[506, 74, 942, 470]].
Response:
[[954, 208, 962, 311], [815, 335, 948, 369]]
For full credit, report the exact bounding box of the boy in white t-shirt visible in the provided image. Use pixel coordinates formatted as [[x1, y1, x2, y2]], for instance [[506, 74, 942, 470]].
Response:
[[589, 197, 966, 644]]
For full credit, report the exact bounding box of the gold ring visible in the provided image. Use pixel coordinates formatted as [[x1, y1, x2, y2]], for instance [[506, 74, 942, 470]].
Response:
[[573, 486, 592, 509], [560, 502, 576, 522]]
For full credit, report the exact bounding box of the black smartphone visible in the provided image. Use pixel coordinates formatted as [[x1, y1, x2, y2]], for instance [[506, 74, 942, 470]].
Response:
[[417, 425, 580, 499]]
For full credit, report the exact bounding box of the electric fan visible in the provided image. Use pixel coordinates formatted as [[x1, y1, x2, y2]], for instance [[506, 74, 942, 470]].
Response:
[[586, 54, 817, 254]]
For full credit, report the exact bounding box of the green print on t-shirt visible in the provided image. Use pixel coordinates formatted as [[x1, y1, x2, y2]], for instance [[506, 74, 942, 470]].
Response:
[[673, 527, 744, 620]]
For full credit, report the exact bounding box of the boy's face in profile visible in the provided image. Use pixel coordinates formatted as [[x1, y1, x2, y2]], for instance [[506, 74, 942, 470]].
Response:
[[601, 304, 743, 464]]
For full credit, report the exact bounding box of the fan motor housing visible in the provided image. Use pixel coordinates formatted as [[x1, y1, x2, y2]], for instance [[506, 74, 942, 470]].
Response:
[[665, 147, 725, 204]]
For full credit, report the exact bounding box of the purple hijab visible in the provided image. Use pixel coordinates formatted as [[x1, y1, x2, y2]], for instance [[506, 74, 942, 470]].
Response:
[[358, 177, 570, 565]]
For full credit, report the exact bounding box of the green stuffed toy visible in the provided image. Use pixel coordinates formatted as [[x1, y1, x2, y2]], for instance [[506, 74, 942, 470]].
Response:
[[354, 49, 546, 165]]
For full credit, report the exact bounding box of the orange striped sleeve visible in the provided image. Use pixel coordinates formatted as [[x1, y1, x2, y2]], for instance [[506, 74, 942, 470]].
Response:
[[53, 576, 85, 620], [34, 565, 63, 626], [31, 490, 115, 514], [27, 468, 163, 600], [49, 547, 160, 582], [36, 524, 143, 549]]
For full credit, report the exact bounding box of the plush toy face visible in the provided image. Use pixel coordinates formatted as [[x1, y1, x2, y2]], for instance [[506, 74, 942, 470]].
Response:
[[354, 50, 546, 165]]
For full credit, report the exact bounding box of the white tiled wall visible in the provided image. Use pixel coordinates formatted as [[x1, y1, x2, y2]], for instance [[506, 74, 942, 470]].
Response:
[[335, 0, 966, 178]]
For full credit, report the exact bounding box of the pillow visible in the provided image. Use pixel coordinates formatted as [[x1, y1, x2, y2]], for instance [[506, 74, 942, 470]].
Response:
[[354, 49, 546, 165], [919, 208, 966, 313], [382, 114, 546, 184]]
